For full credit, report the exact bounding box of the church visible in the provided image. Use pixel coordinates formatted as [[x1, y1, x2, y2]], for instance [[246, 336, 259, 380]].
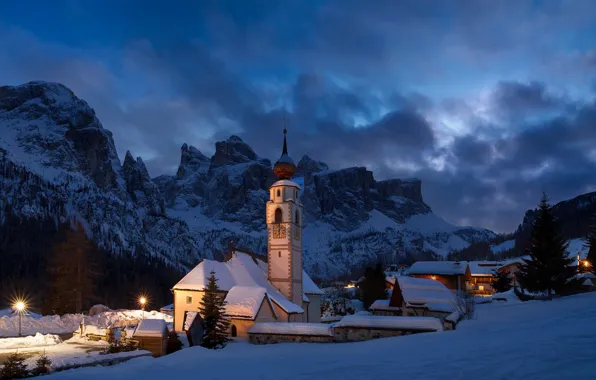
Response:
[[172, 130, 323, 338]]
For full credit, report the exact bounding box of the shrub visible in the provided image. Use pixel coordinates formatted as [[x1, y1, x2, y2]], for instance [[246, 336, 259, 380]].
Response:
[[166, 330, 183, 354], [0, 352, 29, 380]]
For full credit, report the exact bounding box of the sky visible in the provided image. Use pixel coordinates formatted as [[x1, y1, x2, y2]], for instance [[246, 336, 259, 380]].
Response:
[[1, 0, 596, 233]]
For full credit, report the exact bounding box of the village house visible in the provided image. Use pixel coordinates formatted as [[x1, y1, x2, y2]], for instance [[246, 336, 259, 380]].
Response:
[[371, 276, 457, 320], [407, 261, 471, 293], [172, 130, 323, 338], [467, 261, 503, 295]]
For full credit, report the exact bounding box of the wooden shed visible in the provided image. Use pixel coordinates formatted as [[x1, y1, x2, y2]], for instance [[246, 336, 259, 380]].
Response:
[[132, 319, 168, 357]]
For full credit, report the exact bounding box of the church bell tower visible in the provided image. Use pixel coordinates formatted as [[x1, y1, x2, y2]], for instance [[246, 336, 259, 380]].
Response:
[[267, 129, 303, 308]]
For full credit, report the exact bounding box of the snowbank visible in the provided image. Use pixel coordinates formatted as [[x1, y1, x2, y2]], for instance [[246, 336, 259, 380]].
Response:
[[248, 323, 333, 336], [334, 315, 443, 331], [0, 333, 61, 349], [44, 292, 596, 380], [0, 309, 173, 337]]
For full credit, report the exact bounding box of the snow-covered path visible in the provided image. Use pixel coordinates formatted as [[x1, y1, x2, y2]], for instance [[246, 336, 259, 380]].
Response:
[[50, 292, 596, 380]]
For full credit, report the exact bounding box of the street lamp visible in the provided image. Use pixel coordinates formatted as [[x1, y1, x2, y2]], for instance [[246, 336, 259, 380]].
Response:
[[139, 296, 147, 320], [14, 300, 26, 337]]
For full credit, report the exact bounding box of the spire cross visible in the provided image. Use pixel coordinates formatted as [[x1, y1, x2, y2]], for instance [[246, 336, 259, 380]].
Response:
[[282, 128, 288, 155]]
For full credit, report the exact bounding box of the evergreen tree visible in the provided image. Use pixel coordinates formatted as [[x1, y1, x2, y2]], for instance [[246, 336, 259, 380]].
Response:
[[31, 353, 52, 376], [0, 352, 29, 379], [360, 263, 388, 309], [491, 269, 512, 293], [585, 217, 596, 275], [44, 222, 99, 314], [199, 271, 230, 349], [516, 193, 577, 298]]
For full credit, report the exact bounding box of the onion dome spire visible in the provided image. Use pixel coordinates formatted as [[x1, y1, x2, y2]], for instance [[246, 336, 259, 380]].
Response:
[[273, 129, 296, 180]]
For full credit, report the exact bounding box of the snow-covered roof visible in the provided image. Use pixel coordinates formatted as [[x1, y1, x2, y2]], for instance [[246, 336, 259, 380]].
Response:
[[468, 261, 504, 277], [183, 311, 199, 331], [407, 261, 469, 276], [397, 276, 457, 313], [270, 179, 300, 189], [160, 304, 173, 311], [224, 286, 270, 320], [369, 299, 401, 311], [248, 322, 333, 336], [303, 272, 323, 295], [334, 315, 442, 331], [133, 319, 167, 338], [173, 251, 304, 314]]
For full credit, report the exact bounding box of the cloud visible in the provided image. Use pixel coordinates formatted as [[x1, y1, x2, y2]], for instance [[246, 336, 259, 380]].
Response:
[[1, 2, 596, 234]]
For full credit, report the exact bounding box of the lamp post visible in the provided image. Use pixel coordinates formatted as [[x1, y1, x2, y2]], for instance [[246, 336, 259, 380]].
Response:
[[14, 301, 26, 337], [139, 297, 147, 320]]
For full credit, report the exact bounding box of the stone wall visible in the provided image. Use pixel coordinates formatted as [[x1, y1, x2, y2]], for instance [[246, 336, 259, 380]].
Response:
[[249, 333, 334, 345], [333, 327, 429, 343]]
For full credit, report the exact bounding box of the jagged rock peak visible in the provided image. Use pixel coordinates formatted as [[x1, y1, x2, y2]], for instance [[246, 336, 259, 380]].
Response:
[[296, 155, 329, 176], [177, 143, 210, 179], [210, 135, 270, 169], [0, 81, 101, 129]]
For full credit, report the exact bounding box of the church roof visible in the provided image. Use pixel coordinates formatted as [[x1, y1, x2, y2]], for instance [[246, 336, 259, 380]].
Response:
[[270, 179, 300, 189], [172, 251, 320, 314], [224, 286, 275, 320]]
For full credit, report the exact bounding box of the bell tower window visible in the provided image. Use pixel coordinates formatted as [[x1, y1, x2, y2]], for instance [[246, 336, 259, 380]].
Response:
[[274, 208, 283, 223], [277, 189, 281, 197], [295, 210, 299, 225]]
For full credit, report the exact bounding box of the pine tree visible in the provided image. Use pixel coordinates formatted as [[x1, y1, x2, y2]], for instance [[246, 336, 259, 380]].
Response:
[[491, 269, 512, 293], [585, 217, 596, 275], [44, 222, 100, 314], [360, 263, 388, 309], [516, 193, 577, 298], [0, 352, 29, 379], [199, 271, 231, 349], [31, 353, 52, 376]]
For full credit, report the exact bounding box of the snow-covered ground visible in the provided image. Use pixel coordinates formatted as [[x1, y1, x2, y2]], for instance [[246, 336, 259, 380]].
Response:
[[49, 292, 596, 379], [0, 309, 172, 337]]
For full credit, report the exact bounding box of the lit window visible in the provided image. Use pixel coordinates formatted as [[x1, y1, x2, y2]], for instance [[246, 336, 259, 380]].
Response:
[[478, 285, 485, 291], [186, 296, 192, 304]]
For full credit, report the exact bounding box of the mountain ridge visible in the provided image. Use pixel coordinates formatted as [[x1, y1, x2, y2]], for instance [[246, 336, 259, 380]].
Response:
[[0, 81, 496, 280]]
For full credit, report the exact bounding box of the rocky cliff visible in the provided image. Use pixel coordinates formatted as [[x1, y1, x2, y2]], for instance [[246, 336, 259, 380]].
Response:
[[0, 81, 496, 280]]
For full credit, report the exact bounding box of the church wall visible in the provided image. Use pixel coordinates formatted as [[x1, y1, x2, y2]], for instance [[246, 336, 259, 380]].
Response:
[[306, 294, 321, 323]]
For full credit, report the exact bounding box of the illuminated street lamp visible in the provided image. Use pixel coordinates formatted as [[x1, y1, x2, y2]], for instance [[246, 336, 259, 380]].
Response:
[[14, 301, 26, 337], [139, 296, 147, 320]]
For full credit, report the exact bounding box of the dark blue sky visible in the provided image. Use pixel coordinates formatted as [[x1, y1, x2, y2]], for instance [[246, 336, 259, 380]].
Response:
[[1, 0, 596, 232]]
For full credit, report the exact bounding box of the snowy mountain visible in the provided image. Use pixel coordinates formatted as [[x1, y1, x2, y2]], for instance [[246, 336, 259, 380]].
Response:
[[0, 81, 495, 280], [0, 81, 201, 267], [155, 135, 495, 279]]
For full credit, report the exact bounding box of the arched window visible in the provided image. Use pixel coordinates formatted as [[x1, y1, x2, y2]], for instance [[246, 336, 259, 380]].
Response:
[[295, 210, 300, 225], [274, 208, 282, 223], [276, 189, 281, 197], [231, 324, 237, 337]]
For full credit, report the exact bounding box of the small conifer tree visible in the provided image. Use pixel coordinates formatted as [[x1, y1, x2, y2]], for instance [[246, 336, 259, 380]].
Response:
[[0, 352, 29, 379], [32, 352, 52, 376], [516, 193, 577, 298], [360, 263, 388, 309], [491, 269, 512, 293], [199, 271, 231, 349]]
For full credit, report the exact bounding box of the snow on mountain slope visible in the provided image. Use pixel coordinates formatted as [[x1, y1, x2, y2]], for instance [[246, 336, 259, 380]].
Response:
[[491, 239, 516, 254], [0, 81, 495, 279], [157, 140, 495, 278], [0, 81, 201, 266]]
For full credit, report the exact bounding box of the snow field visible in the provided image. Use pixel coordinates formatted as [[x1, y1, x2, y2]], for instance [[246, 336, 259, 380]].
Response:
[[46, 291, 596, 380]]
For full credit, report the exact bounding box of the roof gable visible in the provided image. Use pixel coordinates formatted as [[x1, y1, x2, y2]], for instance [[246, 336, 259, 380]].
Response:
[[173, 251, 303, 315]]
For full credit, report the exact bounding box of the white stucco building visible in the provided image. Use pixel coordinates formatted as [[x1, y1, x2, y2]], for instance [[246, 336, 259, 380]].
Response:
[[172, 129, 323, 337]]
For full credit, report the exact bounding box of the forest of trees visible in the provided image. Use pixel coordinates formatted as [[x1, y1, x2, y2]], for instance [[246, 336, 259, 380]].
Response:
[[0, 211, 183, 315]]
